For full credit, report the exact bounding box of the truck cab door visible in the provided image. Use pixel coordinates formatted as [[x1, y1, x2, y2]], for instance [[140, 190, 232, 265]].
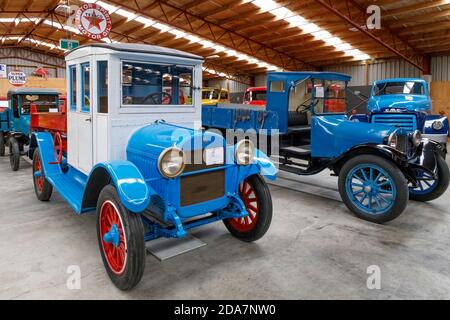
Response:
[[310, 80, 348, 158]]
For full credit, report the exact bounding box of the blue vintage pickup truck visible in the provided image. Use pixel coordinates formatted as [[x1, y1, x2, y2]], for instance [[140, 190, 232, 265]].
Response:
[[0, 88, 60, 171], [30, 43, 276, 290], [351, 78, 449, 154]]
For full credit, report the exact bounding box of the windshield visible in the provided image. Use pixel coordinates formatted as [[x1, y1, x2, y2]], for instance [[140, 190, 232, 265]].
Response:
[[202, 89, 220, 100], [312, 80, 347, 114], [374, 81, 425, 96], [252, 90, 266, 101], [20, 94, 58, 114], [122, 61, 193, 106]]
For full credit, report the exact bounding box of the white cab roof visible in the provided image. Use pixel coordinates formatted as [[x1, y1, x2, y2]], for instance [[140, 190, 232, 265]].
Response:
[[65, 43, 204, 62]]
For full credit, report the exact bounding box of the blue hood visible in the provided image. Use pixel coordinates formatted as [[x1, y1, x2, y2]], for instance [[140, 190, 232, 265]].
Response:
[[368, 94, 431, 112], [311, 115, 401, 158], [127, 122, 225, 158]]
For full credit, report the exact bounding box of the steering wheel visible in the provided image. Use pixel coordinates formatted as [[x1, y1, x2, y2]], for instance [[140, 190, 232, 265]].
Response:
[[142, 92, 172, 105], [296, 97, 321, 113]]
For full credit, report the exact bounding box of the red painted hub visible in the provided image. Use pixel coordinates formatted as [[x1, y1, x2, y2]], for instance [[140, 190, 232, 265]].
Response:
[[229, 181, 260, 232], [99, 201, 127, 275], [34, 155, 44, 192]]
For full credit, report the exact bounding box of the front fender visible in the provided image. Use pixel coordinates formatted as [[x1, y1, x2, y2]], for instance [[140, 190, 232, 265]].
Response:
[[83, 161, 154, 213], [238, 149, 277, 181], [409, 139, 442, 174], [338, 144, 408, 165], [423, 115, 449, 138]]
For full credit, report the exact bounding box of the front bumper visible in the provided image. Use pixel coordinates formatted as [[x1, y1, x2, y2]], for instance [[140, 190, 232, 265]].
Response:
[[422, 133, 449, 144]]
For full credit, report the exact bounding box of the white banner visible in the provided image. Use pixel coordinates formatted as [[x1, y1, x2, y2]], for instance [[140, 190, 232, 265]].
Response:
[[0, 64, 7, 78]]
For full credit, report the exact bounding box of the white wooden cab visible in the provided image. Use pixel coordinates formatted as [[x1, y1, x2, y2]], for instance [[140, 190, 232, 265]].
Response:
[[65, 43, 204, 174]]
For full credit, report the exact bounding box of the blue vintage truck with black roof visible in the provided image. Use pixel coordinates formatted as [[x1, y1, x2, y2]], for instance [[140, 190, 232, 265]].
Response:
[[203, 72, 449, 224]]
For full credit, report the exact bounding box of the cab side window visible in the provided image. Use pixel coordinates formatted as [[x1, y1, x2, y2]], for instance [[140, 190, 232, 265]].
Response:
[[270, 81, 285, 92], [12, 95, 19, 118], [220, 91, 228, 100], [81, 63, 91, 112], [97, 61, 108, 113], [69, 65, 77, 111]]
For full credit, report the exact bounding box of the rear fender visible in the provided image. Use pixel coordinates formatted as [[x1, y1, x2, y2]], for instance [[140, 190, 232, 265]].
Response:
[[31, 132, 62, 176], [82, 161, 154, 213]]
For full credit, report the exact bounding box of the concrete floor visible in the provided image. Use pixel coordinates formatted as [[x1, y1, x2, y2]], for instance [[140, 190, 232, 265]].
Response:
[[0, 148, 449, 300]]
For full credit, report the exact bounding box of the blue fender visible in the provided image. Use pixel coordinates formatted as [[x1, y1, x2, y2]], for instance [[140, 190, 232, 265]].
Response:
[[31, 132, 62, 176], [83, 161, 154, 213], [423, 115, 449, 136], [238, 149, 277, 182]]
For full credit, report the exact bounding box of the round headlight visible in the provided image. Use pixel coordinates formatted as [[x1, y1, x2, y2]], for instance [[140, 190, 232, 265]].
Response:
[[235, 139, 255, 165], [411, 130, 422, 147], [388, 132, 398, 148], [158, 147, 185, 178], [432, 121, 444, 131]]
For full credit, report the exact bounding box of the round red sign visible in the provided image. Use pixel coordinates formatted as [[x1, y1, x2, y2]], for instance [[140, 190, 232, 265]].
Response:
[[75, 3, 112, 40], [8, 71, 26, 87]]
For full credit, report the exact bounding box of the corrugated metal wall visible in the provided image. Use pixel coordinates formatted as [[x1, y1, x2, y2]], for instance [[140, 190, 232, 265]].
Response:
[[326, 64, 366, 86], [326, 59, 423, 86], [254, 74, 267, 87], [431, 56, 450, 81], [0, 48, 66, 78], [368, 60, 422, 84]]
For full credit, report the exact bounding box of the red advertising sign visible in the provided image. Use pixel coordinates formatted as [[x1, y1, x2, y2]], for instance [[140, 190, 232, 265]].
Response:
[[75, 3, 112, 40]]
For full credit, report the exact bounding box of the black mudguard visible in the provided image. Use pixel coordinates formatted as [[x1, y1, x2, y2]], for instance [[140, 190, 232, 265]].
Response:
[[334, 144, 415, 184], [408, 139, 443, 178]]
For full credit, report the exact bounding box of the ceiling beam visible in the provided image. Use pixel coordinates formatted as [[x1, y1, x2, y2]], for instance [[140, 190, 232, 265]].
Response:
[[312, 0, 426, 71]]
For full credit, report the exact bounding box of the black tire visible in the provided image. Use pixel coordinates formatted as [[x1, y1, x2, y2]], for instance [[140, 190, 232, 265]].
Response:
[[0, 132, 5, 156], [32, 148, 53, 201], [9, 137, 20, 171], [338, 155, 409, 224], [409, 155, 449, 202], [223, 174, 273, 242], [97, 185, 145, 291]]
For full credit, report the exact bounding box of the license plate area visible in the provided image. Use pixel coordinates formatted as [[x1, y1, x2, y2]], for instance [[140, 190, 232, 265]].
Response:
[[180, 170, 225, 207]]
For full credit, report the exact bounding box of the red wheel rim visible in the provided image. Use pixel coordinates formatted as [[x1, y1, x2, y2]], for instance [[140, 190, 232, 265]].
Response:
[[54, 132, 63, 164], [99, 201, 127, 275], [34, 154, 44, 192], [229, 180, 260, 232]]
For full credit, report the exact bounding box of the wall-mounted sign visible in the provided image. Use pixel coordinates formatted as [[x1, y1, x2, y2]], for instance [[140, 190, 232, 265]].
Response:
[[0, 64, 6, 78], [60, 39, 80, 50], [8, 71, 27, 86], [75, 3, 112, 40]]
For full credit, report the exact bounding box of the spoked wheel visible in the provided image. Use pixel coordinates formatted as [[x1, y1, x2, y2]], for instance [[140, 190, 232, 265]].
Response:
[[32, 148, 53, 201], [409, 155, 449, 202], [97, 185, 145, 291], [0, 132, 5, 156], [339, 155, 408, 224], [224, 174, 272, 242], [9, 137, 20, 171], [50, 132, 63, 165]]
